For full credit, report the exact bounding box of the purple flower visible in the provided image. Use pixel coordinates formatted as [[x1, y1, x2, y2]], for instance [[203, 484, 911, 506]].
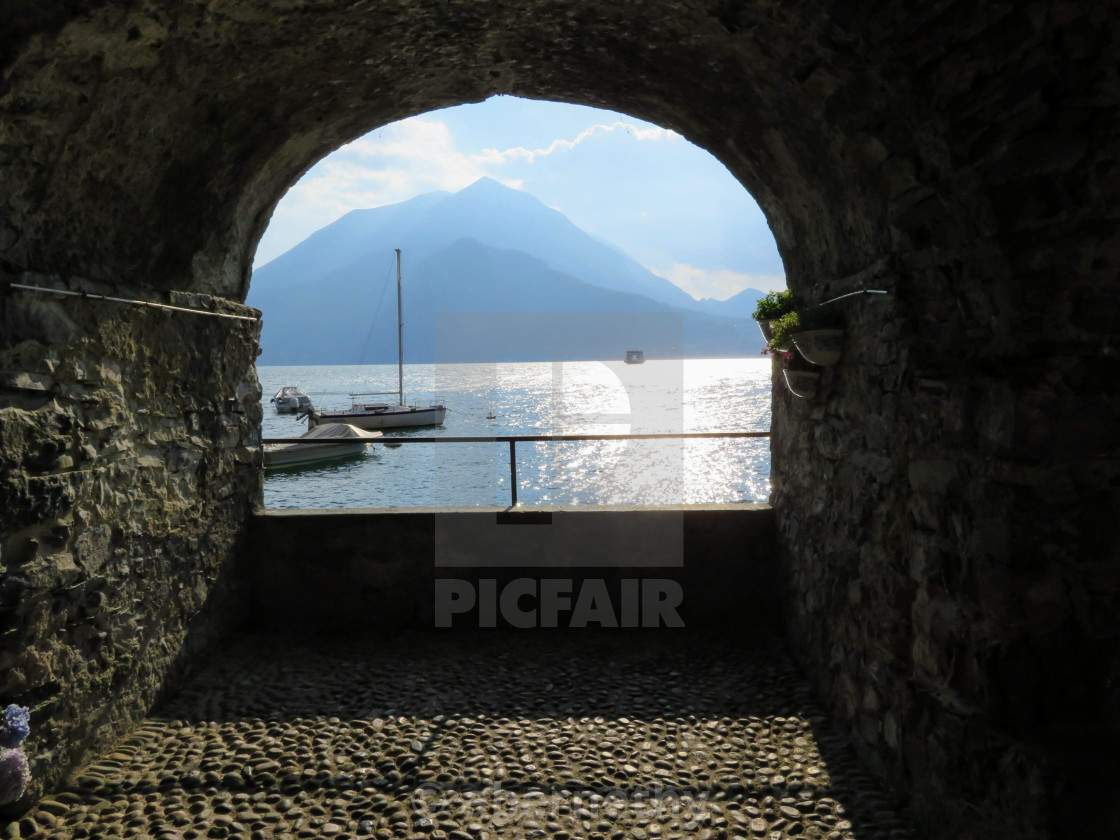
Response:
[[0, 749, 30, 804], [0, 706, 30, 749]]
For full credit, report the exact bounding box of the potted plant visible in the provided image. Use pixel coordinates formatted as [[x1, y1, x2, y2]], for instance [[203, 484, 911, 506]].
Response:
[[768, 302, 844, 366], [777, 341, 820, 398], [0, 704, 31, 806], [764, 310, 801, 355], [759, 310, 820, 398], [751, 290, 794, 346]]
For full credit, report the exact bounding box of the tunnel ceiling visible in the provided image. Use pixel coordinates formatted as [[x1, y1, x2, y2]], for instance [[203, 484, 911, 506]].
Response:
[[0, 0, 939, 301]]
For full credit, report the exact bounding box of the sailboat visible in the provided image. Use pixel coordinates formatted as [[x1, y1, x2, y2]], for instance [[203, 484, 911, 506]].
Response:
[[308, 249, 447, 431]]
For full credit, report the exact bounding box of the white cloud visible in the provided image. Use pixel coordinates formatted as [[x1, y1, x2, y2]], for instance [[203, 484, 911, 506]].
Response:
[[273, 119, 489, 221], [254, 106, 748, 272], [278, 117, 680, 218], [473, 120, 679, 165], [652, 263, 786, 301], [340, 119, 486, 189], [262, 116, 682, 261]]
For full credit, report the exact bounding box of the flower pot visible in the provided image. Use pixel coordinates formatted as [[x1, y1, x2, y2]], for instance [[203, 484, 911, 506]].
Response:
[[792, 329, 843, 366], [756, 319, 776, 344], [783, 369, 820, 399], [761, 321, 794, 353]]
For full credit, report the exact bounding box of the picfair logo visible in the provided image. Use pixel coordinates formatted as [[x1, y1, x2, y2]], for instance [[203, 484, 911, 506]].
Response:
[[435, 578, 684, 628]]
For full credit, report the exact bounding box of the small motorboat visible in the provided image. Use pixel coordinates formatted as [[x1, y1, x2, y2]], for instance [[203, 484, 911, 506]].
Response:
[[485, 412, 496, 419], [271, 386, 313, 413], [263, 423, 381, 471]]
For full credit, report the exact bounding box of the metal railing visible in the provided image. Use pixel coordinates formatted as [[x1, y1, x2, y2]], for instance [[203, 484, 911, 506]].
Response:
[[261, 431, 770, 507]]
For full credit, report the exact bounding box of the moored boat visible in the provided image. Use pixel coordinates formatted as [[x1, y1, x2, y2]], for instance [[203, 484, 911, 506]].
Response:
[[271, 385, 313, 413], [263, 423, 382, 470], [311, 400, 446, 430], [310, 248, 446, 431]]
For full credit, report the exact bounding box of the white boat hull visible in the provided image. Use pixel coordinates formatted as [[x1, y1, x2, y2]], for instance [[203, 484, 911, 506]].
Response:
[[311, 403, 446, 430], [263, 424, 382, 470]]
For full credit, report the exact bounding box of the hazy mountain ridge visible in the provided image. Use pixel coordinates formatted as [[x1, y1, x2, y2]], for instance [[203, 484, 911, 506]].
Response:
[[257, 191, 450, 291], [249, 179, 763, 363], [697, 285, 769, 318]]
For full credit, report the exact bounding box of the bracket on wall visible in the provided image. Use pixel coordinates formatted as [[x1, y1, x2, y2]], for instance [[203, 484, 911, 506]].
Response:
[[781, 289, 890, 398], [805, 288, 889, 311]]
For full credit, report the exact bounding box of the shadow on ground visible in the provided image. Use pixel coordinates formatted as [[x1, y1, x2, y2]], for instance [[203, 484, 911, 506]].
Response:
[[6, 630, 916, 840]]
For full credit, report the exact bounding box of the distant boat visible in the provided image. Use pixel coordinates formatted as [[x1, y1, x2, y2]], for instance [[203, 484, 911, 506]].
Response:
[[309, 249, 447, 431], [485, 412, 496, 419], [624, 349, 645, 364], [263, 423, 382, 471], [271, 386, 313, 413]]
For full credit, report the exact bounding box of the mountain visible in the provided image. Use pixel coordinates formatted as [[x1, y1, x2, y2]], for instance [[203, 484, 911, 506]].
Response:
[[255, 190, 449, 293], [697, 286, 769, 319], [401, 178, 703, 311], [248, 179, 759, 364]]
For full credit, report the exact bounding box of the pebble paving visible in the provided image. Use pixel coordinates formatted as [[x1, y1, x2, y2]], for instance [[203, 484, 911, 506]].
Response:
[[5, 631, 916, 840]]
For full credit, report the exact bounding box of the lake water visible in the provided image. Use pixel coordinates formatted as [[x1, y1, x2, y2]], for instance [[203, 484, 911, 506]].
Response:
[[259, 358, 772, 509]]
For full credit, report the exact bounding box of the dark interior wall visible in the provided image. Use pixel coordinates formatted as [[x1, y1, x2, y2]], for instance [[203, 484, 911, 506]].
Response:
[[771, 4, 1120, 839], [0, 1, 1116, 836]]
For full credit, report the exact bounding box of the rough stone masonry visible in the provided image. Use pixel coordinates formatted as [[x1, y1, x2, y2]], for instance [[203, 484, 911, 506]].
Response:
[[1, 2, 1118, 838]]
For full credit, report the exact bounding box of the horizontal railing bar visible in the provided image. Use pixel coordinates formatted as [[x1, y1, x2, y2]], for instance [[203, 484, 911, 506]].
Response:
[[9, 282, 260, 322], [262, 431, 770, 444]]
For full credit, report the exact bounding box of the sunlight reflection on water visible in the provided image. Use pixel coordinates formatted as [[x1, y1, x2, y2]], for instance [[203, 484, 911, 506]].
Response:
[[260, 358, 771, 508]]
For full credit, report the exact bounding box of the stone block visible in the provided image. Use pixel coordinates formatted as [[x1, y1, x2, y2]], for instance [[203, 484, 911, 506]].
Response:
[[907, 459, 958, 494]]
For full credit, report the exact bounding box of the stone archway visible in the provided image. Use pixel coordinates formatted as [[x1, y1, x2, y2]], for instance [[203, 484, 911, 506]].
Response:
[[1, 1, 911, 301], [2, 3, 1117, 838]]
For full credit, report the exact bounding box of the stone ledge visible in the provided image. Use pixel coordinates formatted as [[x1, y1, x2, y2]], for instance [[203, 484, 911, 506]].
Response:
[[256, 502, 773, 515]]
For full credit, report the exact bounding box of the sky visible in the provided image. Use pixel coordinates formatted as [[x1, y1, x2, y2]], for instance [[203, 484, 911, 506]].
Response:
[[253, 96, 786, 301]]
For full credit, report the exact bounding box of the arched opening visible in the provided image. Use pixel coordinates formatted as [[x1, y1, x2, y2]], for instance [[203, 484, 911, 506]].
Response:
[[247, 96, 784, 509]]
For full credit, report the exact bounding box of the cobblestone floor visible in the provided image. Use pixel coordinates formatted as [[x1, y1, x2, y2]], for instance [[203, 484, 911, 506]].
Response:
[[7, 631, 916, 840]]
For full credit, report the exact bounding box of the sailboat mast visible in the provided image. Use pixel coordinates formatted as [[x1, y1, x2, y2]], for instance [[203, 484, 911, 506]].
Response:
[[395, 248, 404, 406]]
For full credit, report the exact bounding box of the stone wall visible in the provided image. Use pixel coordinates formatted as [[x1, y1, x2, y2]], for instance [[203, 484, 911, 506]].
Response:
[[0, 274, 262, 809], [250, 506, 777, 630], [771, 4, 1120, 839]]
